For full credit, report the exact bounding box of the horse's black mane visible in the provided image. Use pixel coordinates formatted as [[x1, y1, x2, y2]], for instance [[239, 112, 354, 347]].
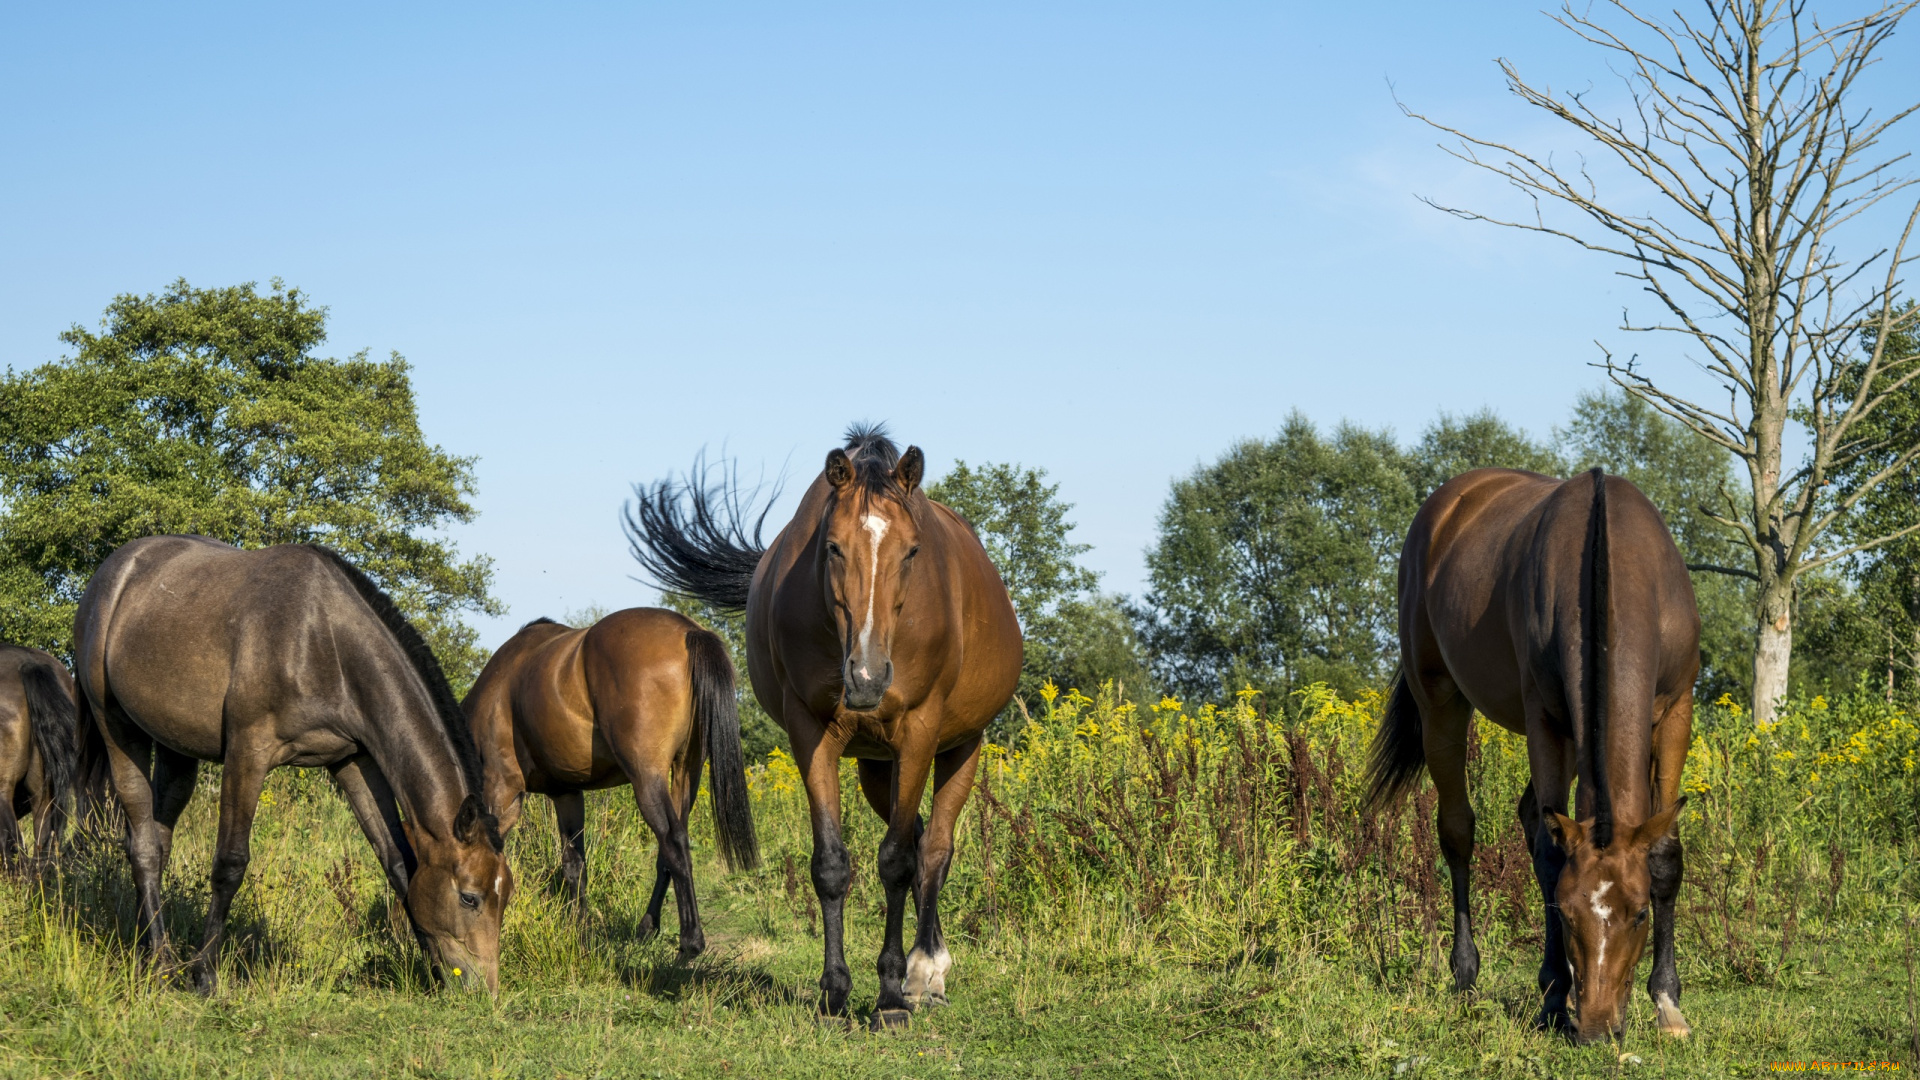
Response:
[[304, 545, 502, 851], [523, 616, 560, 629], [843, 421, 907, 498]]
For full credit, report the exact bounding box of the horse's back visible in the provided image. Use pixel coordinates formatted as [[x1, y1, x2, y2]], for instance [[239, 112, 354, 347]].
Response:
[[76, 537, 370, 762], [581, 608, 704, 772], [485, 608, 701, 793], [1404, 469, 1696, 732]]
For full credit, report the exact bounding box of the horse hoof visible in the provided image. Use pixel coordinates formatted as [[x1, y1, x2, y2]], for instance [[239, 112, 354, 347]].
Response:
[[814, 1011, 851, 1032], [1532, 1007, 1572, 1035], [675, 943, 705, 965], [913, 992, 949, 1011], [869, 1008, 912, 1033], [636, 917, 659, 942], [1654, 993, 1690, 1038]]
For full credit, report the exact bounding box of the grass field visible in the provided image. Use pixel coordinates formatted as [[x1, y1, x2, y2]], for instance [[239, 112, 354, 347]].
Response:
[[0, 685, 1912, 1078]]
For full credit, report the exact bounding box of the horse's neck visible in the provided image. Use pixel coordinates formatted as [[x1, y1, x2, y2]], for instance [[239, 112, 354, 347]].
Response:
[[357, 686, 469, 843]]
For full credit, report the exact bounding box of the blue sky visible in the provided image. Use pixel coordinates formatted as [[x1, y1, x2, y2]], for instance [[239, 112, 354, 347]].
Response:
[[3, 2, 1916, 647]]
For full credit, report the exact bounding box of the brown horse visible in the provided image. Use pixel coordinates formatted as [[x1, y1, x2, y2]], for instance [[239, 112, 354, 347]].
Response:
[[0, 644, 78, 862], [463, 608, 759, 960], [629, 424, 1022, 1029], [75, 536, 513, 994], [1367, 468, 1695, 1044]]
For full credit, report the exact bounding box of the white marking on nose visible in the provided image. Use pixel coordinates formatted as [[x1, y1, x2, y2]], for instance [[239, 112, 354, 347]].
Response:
[[856, 513, 889, 665]]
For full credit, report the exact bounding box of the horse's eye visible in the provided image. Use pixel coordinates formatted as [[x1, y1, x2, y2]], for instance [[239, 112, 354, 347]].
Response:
[[460, 890, 481, 910], [905, 545, 920, 560], [825, 542, 842, 559], [1634, 906, 1650, 927]]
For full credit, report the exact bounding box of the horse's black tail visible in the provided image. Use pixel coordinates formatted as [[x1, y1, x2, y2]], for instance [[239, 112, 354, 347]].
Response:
[[69, 692, 114, 841], [688, 629, 760, 872], [1364, 669, 1427, 809], [1584, 467, 1614, 850], [19, 661, 75, 839], [626, 452, 775, 614]]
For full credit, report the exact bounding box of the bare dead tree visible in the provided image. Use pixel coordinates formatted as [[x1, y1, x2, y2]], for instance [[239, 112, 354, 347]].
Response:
[[1409, 0, 1920, 722]]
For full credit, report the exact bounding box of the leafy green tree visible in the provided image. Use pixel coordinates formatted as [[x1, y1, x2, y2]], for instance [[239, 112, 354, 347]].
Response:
[[1829, 302, 1920, 702], [1557, 388, 1756, 702], [1137, 413, 1415, 701], [1408, 408, 1564, 499], [0, 279, 502, 693], [926, 461, 1142, 712]]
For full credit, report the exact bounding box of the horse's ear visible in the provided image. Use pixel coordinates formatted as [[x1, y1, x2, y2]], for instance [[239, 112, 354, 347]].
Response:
[[454, 793, 482, 844], [894, 446, 924, 493], [1546, 811, 1586, 854], [1631, 796, 1686, 847], [826, 448, 855, 489]]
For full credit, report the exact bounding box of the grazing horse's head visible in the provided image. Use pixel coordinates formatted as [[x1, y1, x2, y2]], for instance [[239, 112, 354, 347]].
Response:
[[403, 794, 514, 994], [819, 434, 926, 712], [1546, 799, 1684, 1044]]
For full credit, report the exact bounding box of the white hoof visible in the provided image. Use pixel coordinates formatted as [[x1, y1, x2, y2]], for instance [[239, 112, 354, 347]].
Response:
[[904, 945, 951, 1006], [1654, 992, 1690, 1038]]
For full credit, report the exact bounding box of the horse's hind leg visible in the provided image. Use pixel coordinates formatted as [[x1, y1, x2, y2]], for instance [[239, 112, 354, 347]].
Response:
[[192, 749, 270, 995], [550, 791, 588, 917], [105, 726, 197, 970], [1413, 681, 1479, 993], [633, 775, 702, 962], [0, 782, 22, 867], [905, 736, 982, 1010], [1648, 694, 1693, 1038]]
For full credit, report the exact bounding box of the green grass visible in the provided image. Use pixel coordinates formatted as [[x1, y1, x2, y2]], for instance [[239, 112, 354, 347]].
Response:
[[0, 754, 1908, 1080]]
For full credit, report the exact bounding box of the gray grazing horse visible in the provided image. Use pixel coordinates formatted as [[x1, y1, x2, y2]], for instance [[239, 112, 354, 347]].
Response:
[[74, 536, 513, 994]]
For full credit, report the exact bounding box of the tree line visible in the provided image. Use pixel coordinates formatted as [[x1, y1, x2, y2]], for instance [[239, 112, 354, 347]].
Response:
[[3, 280, 1917, 760], [942, 380, 1918, 729]]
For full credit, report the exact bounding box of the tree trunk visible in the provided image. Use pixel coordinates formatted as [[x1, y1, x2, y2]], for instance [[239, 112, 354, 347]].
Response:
[[1752, 577, 1793, 725]]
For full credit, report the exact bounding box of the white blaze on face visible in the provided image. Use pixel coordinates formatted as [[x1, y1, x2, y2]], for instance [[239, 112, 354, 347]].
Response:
[[856, 512, 889, 676], [1590, 879, 1615, 971]]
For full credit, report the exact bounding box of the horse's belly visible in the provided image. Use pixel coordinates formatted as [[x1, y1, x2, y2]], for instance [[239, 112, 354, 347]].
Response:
[[521, 724, 621, 793], [109, 686, 227, 761]]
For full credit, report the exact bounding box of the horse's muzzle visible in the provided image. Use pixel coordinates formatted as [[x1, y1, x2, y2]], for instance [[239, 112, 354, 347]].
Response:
[[843, 658, 893, 711]]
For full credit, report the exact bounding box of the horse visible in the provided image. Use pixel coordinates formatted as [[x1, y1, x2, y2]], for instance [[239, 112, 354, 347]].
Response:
[[1366, 468, 1696, 1044], [0, 644, 78, 863], [629, 424, 1022, 1030], [463, 607, 759, 960], [73, 536, 514, 994]]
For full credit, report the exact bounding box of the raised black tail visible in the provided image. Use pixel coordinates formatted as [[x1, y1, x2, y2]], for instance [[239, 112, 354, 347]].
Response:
[[19, 661, 75, 831], [1583, 467, 1614, 849], [626, 451, 775, 614], [1364, 669, 1427, 809], [687, 629, 760, 871]]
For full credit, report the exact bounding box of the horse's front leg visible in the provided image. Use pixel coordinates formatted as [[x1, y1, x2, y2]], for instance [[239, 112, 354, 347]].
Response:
[[870, 738, 935, 1032], [905, 735, 983, 1010], [790, 708, 854, 1019], [1521, 725, 1576, 1035], [193, 748, 270, 995], [330, 754, 416, 897], [1649, 694, 1693, 1038], [550, 790, 589, 916]]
